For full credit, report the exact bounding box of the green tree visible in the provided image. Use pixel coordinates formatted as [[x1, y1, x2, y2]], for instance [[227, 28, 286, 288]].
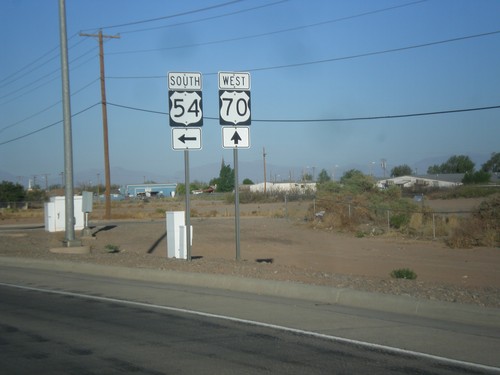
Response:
[[391, 164, 413, 177], [427, 164, 441, 174], [176, 183, 186, 195], [462, 170, 491, 184], [316, 181, 341, 193], [242, 178, 254, 185], [302, 173, 313, 182], [481, 152, 500, 173], [25, 188, 47, 202], [212, 161, 235, 192], [427, 155, 475, 174], [0, 181, 25, 203], [340, 169, 374, 193], [316, 169, 331, 184]]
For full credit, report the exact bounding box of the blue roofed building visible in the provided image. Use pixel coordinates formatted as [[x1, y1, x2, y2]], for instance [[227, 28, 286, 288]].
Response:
[[121, 183, 177, 199]]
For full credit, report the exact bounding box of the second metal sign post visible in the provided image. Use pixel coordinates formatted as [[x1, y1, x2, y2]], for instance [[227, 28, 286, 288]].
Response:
[[168, 72, 204, 261]]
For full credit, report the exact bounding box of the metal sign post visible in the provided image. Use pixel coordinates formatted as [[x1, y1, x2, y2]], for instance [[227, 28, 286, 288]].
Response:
[[184, 150, 191, 261], [233, 148, 240, 260], [168, 72, 203, 261], [218, 71, 251, 261]]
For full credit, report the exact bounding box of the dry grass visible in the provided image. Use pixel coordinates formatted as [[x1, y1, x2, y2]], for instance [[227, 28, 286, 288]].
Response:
[[3, 194, 498, 249]]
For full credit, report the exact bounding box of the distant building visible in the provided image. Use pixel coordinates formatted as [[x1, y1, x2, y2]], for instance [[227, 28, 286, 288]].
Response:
[[121, 183, 177, 198], [376, 174, 463, 189], [249, 182, 316, 194]]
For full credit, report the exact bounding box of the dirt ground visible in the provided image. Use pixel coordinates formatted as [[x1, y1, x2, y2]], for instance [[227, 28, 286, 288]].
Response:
[[1, 197, 499, 307]]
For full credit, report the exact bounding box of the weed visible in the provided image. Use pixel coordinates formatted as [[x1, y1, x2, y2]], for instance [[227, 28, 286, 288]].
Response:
[[390, 268, 417, 280], [390, 213, 410, 229], [105, 244, 120, 253]]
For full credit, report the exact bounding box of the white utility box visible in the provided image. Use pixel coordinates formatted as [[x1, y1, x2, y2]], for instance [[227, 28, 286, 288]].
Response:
[[44, 196, 84, 232], [166, 211, 192, 259]]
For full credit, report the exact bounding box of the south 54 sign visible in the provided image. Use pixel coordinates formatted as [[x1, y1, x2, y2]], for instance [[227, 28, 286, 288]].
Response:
[[169, 91, 202, 126], [168, 72, 203, 127]]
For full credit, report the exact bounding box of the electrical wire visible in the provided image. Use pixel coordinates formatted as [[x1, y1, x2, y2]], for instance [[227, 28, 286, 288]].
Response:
[[2, 100, 498, 148], [0, 54, 98, 107], [0, 45, 98, 104], [106, 102, 500, 122], [0, 102, 100, 147], [0, 33, 87, 89], [109, 0, 427, 54], [116, 0, 289, 35], [107, 29, 500, 79], [81, 0, 247, 31], [0, 78, 99, 134]]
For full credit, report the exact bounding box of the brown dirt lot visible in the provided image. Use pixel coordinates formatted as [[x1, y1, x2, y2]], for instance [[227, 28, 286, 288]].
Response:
[[1, 197, 499, 308]]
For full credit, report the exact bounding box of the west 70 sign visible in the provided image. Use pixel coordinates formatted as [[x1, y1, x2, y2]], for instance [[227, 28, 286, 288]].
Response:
[[218, 72, 251, 126]]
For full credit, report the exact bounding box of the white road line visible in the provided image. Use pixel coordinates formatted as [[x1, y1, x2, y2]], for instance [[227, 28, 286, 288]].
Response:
[[1, 281, 499, 373]]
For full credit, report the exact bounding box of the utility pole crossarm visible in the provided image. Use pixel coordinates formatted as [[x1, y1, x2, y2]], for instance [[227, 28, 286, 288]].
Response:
[[79, 32, 120, 40]]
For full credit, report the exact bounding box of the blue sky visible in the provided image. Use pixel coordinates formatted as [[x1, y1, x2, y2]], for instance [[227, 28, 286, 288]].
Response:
[[1, 0, 499, 186]]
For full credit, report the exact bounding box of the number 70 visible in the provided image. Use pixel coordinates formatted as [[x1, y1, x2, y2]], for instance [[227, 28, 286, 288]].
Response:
[[222, 97, 248, 116]]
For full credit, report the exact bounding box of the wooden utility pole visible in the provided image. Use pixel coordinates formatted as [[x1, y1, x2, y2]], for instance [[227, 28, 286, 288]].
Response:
[[80, 30, 120, 219]]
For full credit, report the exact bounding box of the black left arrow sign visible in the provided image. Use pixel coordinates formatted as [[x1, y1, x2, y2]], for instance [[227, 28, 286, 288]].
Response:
[[231, 131, 242, 145], [179, 134, 197, 144]]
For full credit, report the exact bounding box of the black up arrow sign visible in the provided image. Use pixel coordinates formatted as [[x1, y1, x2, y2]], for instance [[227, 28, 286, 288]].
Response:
[[179, 134, 197, 144], [231, 131, 242, 145], [222, 126, 249, 149]]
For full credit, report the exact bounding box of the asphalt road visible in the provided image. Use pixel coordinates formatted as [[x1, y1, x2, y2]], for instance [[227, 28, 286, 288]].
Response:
[[1, 284, 496, 375], [1, 263, 499, 374]]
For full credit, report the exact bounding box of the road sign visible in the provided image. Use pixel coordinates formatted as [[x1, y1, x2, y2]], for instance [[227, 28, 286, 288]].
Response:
[[172, 128, 202, 150], [218, 72, 250, 90], [168, 71, 202, 90], [218, 72, 251, 126], [168, 72, 203, 127], [222, 126, 250, 149]]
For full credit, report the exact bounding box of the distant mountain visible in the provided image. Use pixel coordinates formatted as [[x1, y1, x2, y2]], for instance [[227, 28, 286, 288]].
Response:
[[76, 166, 173, 187], [0, 170, 16, 183], [2, 152, 494, 189]]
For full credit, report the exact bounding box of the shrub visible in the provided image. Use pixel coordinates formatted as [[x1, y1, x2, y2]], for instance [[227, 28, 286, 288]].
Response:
[[390, 213, 410, 229], [390, 268, 417, 280], [446, 195, 500, 248], [105, 244, 120, 253]]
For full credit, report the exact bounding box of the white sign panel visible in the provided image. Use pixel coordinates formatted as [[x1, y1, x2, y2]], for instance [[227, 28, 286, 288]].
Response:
[[172, 128, 202, 150], [219, 91, 251, 125], [169, 91, 203, 126], [169, 72, 202, 90], [222, 126, 250, 149], [168, 72, 203, 127], [218, 71, 251, 126], [218, 72, 250, 90]]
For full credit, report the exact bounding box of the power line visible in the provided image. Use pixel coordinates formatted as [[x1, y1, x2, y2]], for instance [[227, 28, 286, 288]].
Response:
[[0, 45, 98, 103], [0, 34, 88, 89], [0, 78, 99, 134], [2, 101, 498, 148], [252, 105, 500, 123], [81, 0, 247, 31], [116, 0, 288, 35], [107, 29, 500, 79], [109, 0, 427, 55], [0, 102, 100, 147], [106, 102, 500, 122], [0, 54, 98, 108]]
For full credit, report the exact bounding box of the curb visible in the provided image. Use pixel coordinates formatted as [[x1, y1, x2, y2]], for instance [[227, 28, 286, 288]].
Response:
[[1, 256, 499, 328]]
